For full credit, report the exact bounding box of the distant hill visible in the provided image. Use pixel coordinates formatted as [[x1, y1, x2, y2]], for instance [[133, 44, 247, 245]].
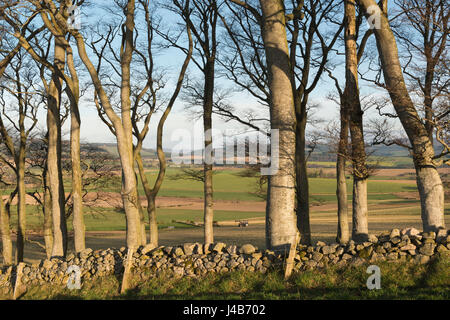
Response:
[[88, 143, 163, 159], [87, 140, 448, 169]]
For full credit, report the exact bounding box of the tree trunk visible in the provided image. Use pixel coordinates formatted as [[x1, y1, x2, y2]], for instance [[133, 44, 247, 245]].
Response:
[[43, 167, 53, 259], [416, 166, 445, 231], [358, 0, 445, 231], [120, 165, 143, 250], [259, 0, 298, 251], [147, 194, 158, 246], [136, 154, 158, 246], [336, 97, 350, 244], [203, 59, 215, 245], [295, 106, 311, 245], [47, 35, 68, 258], [119, 0, 144, 249], [70, 89, 85, 253], [345, 0, 369, 242], [0, 193, 12, 265], [65, 28, 86, 253], [135, 182, 147, 246], [73, 0, 143, 250], [15, 150, 26, 263]]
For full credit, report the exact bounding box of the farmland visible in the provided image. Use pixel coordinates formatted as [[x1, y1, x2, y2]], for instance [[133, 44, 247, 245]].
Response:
[[2, 166, 449, 265]]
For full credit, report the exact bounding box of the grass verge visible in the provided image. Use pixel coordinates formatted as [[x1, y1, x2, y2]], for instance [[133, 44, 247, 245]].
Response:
[[9, 253, 449, 300]]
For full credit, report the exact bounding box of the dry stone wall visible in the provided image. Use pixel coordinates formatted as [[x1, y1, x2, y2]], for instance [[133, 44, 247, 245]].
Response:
[[0, 227, 449, 294]]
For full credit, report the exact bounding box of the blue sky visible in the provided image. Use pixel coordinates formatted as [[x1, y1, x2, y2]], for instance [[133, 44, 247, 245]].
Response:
[[23, 0, 403, 151]]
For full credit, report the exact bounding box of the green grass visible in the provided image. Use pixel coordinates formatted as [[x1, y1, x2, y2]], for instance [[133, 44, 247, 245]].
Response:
[[5, 168, 417, 203], [309, 157, 414, 168], [8, 205, 265, 232], [12, 253, 450, 300], [133, 170, 417, 202], [2, 168, 429, 233]]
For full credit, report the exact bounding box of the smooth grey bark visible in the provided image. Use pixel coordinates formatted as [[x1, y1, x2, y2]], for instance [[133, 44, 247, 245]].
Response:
[[66, 42, 85, 253], [203, 60, 215, 245], [43, 166, 53, 259], [47, 35, 68, 258], [345, 0, 369, 242], [336, 96, 350, 244], [73, 0, 144, 249], [359, 0, 445, 231], [259, 0, 298, 251], [0, 192, 12, 265]]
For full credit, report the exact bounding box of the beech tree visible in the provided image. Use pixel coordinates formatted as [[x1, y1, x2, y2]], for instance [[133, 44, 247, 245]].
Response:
[[72, 0, 145, 249], [392, 0, 448, 147], [344, 0, 369, 242], [226, 0, 344, 245], [165, 0, 221, 244], [325, 74, 351, 244], [133, 0, 193, 247], [358, 0, 445, 231], [0, 48, 41, 262], [228, 0, 299, 249], [90, 0, 193, 246]]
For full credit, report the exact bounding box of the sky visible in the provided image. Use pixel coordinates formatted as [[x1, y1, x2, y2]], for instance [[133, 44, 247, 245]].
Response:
[[4, 0, 404, 152]]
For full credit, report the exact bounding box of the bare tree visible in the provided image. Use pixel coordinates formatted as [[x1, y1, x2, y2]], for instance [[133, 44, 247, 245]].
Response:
[[70, 0, 145, 249], [132, 0, 193, 246], [86, 0, 193, 247], [344, 0, 369, 242], [325, 75, 351, 244], [0, 163, 14, 265], [358, 0, 446, 231], [165, 0, 221, 244], [392, 0, 449, 147], [226, 0, 344, 245], [229, 0, 299, 250], [0, 43, 42, 262]]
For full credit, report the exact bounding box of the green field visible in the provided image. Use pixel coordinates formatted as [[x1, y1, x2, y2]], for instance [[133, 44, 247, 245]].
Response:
[[16, 169, 418, 202], [4, 168, 430, 233], [8, 205, 266, 232], [133, 169, 416, 202]]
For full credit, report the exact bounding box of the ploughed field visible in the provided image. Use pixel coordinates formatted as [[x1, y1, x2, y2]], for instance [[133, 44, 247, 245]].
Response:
[[2, 167, 449, 265]]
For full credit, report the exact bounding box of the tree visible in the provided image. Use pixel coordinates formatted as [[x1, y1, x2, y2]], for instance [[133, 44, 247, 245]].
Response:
[[260, 0, 298, 250], [86, 0, 193, 247], [392, 0, 449, 147], [288, 0, 344, 245], [227, 0, 344, 245], [229, 0, 298, 250], [344, 0, 369, 242], [132, 0, 193, 246], [325, 74, 351, 244], [0, 163, 14, 265], [70, 0, 145, 249], [0, 48, 41, 262], [358, 0, 445, 231], [1, 0, 92, 256], [165, 0, 221, 244]]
